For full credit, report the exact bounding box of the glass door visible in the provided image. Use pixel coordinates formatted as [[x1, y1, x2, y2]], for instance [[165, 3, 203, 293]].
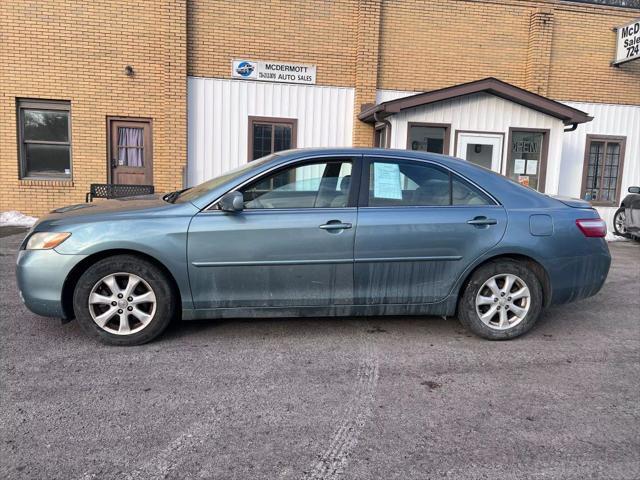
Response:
[[506, 130, 547, 192], [455, 132, 503, 173]]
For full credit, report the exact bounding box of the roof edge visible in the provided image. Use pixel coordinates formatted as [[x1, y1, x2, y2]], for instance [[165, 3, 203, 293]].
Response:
[[359, 77, 593, 125]]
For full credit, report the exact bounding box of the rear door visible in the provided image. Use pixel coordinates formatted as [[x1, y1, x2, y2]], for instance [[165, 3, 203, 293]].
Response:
[[188, 156, 359, 309], [354, 156, 507, 305]]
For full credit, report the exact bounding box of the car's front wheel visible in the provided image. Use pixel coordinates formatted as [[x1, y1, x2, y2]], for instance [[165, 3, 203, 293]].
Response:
[[613, 207, 626, 236], [457, 259, 543, 340], [73, 255, 176, 345]]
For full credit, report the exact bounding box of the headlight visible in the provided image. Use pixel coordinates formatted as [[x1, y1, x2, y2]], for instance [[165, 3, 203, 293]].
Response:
[[25, 232, 71, 250]]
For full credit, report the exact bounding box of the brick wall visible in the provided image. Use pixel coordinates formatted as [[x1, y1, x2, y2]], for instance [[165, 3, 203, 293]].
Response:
[[2, 0, 639, 216], [378, 0, 639, 105], [0, 0, 186, 217], [187, 0, 360, 87], [548, 5, 640, 103]]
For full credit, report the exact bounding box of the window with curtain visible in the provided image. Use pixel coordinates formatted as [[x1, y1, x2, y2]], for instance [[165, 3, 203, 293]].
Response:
[[117, 127, 144, 167], [581, 136, 626, 206], [18, 99, 71, 179]]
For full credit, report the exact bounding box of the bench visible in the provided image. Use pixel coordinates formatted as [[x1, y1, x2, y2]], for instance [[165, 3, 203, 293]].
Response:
[[85, 184, 155, 202]]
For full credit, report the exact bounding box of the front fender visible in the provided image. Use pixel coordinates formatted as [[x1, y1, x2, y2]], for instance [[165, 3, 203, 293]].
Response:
[[54, 211, 196, 310]]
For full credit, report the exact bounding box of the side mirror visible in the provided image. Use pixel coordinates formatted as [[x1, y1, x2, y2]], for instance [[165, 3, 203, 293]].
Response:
[[218, 191, 244, 212], [629, 186, 640, 194]]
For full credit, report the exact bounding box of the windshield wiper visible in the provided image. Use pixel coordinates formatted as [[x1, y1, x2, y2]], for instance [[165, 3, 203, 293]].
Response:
[[163, 188, 190, 203]]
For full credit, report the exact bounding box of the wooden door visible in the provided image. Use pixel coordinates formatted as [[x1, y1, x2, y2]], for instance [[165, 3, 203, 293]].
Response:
[[109, 119, 152, 185]]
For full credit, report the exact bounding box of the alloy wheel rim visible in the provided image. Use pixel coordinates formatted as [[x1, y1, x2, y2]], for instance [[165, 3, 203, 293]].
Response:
[[88, 272, 157, 335], [615, 211, 626, 234], [475, 273, 531, 330]]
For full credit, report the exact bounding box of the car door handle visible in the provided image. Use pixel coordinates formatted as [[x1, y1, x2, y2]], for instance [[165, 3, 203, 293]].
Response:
[[467, 217, 497, 226], [319, 221, 352, 230]]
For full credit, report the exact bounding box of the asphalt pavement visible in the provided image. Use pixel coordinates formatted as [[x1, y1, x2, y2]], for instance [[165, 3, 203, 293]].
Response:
[[1, 229, 639, 480]]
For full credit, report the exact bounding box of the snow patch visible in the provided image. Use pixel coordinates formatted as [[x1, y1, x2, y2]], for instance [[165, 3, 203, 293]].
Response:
[[0, 211, 38, 227], [606, 232, 630, 242]]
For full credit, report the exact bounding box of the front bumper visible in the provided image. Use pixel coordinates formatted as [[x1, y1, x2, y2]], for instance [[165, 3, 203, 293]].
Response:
[[16, 249, 87, 318]]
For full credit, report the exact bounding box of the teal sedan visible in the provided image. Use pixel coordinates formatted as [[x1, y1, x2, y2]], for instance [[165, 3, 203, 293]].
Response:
[[16, 149, 611, 345]]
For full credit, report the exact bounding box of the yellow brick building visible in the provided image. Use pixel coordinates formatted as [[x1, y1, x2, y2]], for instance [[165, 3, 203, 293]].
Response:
[[1, 0, 639, 222]]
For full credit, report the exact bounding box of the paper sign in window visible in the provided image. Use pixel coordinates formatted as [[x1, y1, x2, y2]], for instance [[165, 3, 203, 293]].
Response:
[[373, 162, 403, 199], [514, 159, 526, 175], [526, 160, 538, 175]]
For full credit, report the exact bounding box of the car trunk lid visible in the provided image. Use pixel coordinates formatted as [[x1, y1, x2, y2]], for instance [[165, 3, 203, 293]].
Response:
[[548, 195, 593, 209]]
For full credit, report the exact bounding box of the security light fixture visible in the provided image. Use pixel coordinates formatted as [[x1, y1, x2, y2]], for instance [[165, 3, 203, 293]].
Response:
[[125, 65, 135, 77]]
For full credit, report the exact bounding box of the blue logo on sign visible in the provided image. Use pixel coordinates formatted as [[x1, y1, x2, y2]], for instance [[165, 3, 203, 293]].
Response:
[[236, 61, 255, 77]]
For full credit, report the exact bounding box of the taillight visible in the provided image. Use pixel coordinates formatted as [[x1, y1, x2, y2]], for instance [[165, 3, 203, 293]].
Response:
[[576, 218, 607, 238]]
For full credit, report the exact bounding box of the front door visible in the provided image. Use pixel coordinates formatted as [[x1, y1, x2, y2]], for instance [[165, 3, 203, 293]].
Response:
[[109, 119, 153, 185], [354, 156, 507, 305], [456, 132, 503, 172], [187, 157, 358, 309]]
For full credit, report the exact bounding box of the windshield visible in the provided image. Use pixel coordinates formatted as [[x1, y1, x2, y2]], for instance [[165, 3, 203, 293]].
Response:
[[173, 154, 277, 203]]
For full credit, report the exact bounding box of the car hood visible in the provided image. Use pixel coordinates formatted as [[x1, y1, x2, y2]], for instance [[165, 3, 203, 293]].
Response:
[[33, 194, 197, 230]]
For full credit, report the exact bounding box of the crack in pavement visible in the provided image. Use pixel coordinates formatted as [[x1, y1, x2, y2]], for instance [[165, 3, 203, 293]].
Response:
[[301, 325, 379, 480], [78, 406, 223, 480]]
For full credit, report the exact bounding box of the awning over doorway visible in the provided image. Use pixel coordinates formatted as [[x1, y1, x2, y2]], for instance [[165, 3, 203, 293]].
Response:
[[359, 77, 593, 127]]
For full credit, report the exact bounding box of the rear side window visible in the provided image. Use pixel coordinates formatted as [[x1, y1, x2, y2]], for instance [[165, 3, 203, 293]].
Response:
[[451, 175, 492, 205], [367, 159, 492, 207]]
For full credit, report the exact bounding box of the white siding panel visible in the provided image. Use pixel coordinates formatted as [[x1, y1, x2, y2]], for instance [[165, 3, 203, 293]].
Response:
[[187, 77, 354, 185], [377, 89, 640, 234], [386, 92, 565, 194], [559, 102, 640, 232]]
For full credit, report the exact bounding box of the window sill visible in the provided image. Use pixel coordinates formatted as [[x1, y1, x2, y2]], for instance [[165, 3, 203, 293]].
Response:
[[19, 178, 74, 187]]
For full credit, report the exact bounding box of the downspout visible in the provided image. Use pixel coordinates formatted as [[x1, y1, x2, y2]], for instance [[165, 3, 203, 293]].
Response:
[[564, 123, 578, 132], [374, 111, 392, 148]]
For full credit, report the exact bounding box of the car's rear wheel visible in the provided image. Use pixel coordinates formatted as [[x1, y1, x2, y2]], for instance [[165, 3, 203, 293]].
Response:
[[73, 255, 176, 345], [458, 259, 543, 340], [613, 207, 626, 236]]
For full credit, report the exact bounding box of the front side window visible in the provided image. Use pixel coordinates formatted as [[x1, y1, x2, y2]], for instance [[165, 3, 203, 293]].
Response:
[[249, 116, 297, 161], [407, 123, 449, 154], [367, 159, 491, 207], [581, 136, 626, 205], [241, 160, 352, 209], [18, 100, 71, 179]]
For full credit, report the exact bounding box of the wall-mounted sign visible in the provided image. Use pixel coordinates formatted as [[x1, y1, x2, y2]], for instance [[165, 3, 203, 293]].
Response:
[[613, 19, 640, 66], [232, 60, 316, 84]]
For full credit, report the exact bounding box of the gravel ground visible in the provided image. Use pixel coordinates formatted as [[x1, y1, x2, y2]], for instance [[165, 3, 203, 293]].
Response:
[[1, 229, 639, 480]]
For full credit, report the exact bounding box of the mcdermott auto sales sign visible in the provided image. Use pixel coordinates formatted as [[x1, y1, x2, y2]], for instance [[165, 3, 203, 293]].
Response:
[[613, 19, 640, 66], [232, 59, 316, 85]]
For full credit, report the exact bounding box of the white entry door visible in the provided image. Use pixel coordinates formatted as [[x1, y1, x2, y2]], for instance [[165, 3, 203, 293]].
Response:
[[456, 132, 503, 173]]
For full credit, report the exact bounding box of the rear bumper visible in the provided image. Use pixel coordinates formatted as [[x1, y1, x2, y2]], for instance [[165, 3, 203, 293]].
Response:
[[547, 243, 611, 306], [16, 249, 87, 318]]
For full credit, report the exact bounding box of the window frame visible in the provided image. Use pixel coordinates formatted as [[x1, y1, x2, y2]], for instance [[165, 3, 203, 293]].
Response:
[[359, 156, 499, 208], [247, 116, 298, 161], [374, 122, 391, 148], [406, 122, 451, 155], [17, 99, 72, 180], [580, 134, 627, 207]]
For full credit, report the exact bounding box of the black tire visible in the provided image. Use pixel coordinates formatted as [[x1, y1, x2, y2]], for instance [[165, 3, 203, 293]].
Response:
[[73, 255, 176, 346], [613, 207, 626, 236], [457, 259, 543, 340]]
